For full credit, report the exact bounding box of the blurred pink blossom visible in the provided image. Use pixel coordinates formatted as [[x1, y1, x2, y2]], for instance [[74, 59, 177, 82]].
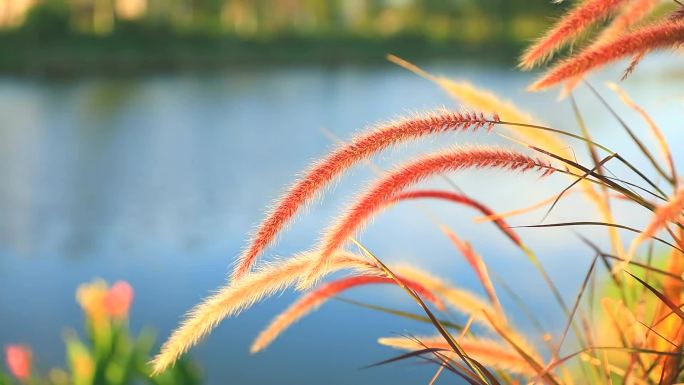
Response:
[[5, 344, 31, 381], [105, 280, 134, 319]]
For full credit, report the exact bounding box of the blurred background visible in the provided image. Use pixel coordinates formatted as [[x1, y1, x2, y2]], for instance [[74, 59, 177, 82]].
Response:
[[0, 0, 562, 75], [1, 1, 683, 384]]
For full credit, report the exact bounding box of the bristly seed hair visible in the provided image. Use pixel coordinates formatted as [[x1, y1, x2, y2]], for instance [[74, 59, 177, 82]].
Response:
[[519, 0, 627, 69], [530, 20, 684, 90], [230, 110, 501, 282], [250, 273, 444, 353], [151, 250, 376, 375], [299, 146, 555, 288]]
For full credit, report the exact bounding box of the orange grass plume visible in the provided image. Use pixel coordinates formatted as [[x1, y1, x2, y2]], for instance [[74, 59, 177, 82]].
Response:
[[250, 273, 444, 353], [595, 0, 659, 44], [378, 335, 540, 376], [387, 54, 605, 212], [519, 0, 627, 69], [300, 146, 555, 288], [230, 110, 500, 282], [561, 0, 659, 93], [530, 20, 684, 91]]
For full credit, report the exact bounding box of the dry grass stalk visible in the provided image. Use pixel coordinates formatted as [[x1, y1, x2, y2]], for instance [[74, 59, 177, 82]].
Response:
[[151, 250, 375, 374], [250, 273, 445, 353], [530, 20, 684, 91], [519, 0, 627, 69], [301, 147, 555, 288], [230, 110, 499, 282], [378, 335, 539, 376], [388, 55, 535, 124]]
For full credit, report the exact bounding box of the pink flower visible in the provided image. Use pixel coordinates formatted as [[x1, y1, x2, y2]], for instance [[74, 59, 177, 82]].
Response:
[[104, 281, 134, 319], [5, 345, 32, 381]]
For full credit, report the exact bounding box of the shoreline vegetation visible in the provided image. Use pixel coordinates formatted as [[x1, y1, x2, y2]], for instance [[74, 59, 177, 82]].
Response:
[[0, 32, 531, 77], [0, 0, 567, 77]]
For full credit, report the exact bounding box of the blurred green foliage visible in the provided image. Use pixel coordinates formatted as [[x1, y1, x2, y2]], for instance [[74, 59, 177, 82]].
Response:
[[0, 0, 569, 75], [20, 0, 71, 38], [1, 280, 202, 385], [8, 0, 563, 42]]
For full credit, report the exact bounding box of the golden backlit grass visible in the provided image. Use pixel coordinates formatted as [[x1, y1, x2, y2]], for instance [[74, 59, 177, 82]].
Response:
[[154, 3, 684, 383]]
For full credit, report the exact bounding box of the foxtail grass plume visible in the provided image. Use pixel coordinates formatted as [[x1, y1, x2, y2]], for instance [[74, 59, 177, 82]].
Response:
[[530, 20, 684, 91], [152, 250, 375, 375], [561, 0, 659, 93], [250, 273, 444, 353], [673, 6, 684, 21], [519, 0, 627, 69], [230, 110, 499, 282], [300, 147, 555, 288], [394, 52, 624, 261], [388, 54, 605, 216], [378, 335, 539, 376], [596, 0, 658, 42]]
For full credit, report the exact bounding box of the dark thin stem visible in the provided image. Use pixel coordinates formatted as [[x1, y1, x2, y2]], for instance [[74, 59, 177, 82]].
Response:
[[493, 119, 668, 198], [532, 146, 657, 211], [514, 221, 684, 253]]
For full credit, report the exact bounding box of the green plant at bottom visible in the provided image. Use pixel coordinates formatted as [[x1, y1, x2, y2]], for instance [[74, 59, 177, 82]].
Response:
[[2, 280, 201, 385]]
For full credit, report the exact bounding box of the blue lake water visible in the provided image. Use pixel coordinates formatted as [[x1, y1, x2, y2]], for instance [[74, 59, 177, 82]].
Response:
[[1, 56, 683, 384]]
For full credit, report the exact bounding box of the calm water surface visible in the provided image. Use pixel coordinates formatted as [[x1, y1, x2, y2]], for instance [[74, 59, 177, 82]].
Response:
[[1, 56, 683, 384]]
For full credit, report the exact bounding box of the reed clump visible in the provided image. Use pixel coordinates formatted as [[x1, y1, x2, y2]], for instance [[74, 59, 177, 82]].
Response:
[[154, 2, 684, 383]]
